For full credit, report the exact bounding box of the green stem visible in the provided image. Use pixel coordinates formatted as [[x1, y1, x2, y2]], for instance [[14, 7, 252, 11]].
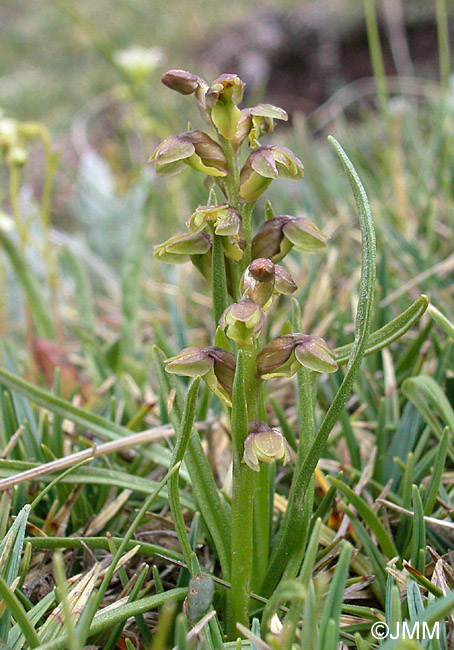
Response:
[[241, 202, 255, 268], [252, 373, 269, 593], [211, 230, 230, 325], [228, 347, 262, 638], [253, 463, 270, 592], [220, 138, 240, 209]]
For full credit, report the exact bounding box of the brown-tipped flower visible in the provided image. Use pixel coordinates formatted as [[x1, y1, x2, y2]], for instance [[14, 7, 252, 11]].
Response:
[[248, 104, 288, 148], [187, 204, 241, 236], [161, 69, 201, 95], [251, 215, 327, 262], [205, 74, 245, 140], [165, 345, 235, 406], [256, 334, 338, 379], [243, 421, 291, 472], [239, 146, 303, 202], [205, 74, 245, 107], [154, 232, 211, 263], [220, 299, 265, 345], [241, 258, 297, 309], [150, 130, 228, 177], [249, 257, 275, 283]]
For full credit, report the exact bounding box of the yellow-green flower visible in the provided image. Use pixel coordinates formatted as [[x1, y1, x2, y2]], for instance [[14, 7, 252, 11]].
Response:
[[243, 421, 291, 472]]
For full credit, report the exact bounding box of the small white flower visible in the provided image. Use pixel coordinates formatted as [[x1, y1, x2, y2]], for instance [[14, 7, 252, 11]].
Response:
[[113, 46, 164, 78]]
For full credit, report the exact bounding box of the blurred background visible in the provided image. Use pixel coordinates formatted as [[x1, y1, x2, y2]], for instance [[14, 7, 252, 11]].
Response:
[[1, 0, 452, 125], [0, 0, 453, 367]]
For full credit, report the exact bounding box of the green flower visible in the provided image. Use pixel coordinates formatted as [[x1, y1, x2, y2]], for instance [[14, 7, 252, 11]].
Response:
[[165, 346, 236, 406], [251, 215, 327, 262], [241, 258, 297, 309], [256, 334, 338, 379], [187, 204, 241, 236], [243, 421, 291, 472], [220, 299, 266, 345], [154, 232, 211, 263], [205, 74, 245, 140], [150, 130, 228, 177], [239, 146, 303, 202]]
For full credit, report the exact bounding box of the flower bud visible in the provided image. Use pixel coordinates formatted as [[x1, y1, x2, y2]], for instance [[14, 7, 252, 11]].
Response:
[[0, 116, 28, 166], [220, 299, 265, 345], [161, 69, 201, 95], [241, 259, 297, 309], [256, 335, 298, 379], [187, 204, 241, 236], [150, 130, 228, 177], [239, 146, 303, 202], [251, 215, 326, 262], [165, 345, 235, 406], [243, 421, 290, 472], [241, 258, 275, 308], [256, 333, 337, 379], [154, 232, 211, 263], [249, 257, 275, 282], [205, 74, 245, 140]]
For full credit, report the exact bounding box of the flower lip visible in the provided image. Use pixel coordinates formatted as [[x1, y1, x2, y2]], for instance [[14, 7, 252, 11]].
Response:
[[243, 421, 291, 471]]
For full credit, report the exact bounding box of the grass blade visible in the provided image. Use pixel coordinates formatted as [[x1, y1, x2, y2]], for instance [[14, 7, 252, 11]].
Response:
[[264, 136, 376, 592], [334, 295, 428, 365]]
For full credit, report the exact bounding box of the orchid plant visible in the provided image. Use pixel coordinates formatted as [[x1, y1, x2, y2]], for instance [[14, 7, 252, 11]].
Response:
[[149, 68, 423, 642]]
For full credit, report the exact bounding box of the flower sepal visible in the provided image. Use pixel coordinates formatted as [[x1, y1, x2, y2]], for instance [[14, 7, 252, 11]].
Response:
[[243, 421, 291, 472]]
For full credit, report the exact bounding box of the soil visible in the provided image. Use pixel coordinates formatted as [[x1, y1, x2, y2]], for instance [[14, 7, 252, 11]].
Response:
[[199, 0, 454, 114]]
